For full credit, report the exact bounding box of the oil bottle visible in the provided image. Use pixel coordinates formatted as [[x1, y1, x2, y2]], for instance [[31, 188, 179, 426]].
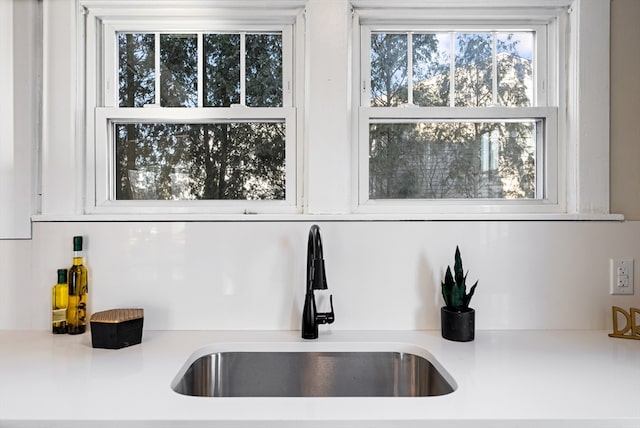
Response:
[[67, 236, 88, 335], [52, 269, 68, 334]]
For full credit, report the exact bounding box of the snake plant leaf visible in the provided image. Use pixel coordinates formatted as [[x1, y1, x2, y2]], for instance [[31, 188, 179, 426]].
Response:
[[463, 280, 478, 308], [450, 282, 465, 308], [442, 266, 454, 306], [441, 246, 478, 310], [454, 246, 464, 286]]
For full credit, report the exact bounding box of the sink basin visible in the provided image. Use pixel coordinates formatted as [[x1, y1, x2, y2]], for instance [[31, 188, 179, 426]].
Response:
[[171, 343, 455, 397]]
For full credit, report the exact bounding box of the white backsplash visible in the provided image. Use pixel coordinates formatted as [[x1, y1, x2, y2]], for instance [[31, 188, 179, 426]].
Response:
[[1, 221, 639, 331]]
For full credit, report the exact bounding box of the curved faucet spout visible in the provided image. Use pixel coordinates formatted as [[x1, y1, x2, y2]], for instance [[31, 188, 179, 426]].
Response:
[[307, 225, 327, 292], [302, 224, 335, 339]]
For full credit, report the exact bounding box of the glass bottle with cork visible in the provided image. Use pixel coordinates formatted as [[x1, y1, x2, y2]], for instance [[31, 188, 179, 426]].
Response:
[[67, 236, 88, 335]]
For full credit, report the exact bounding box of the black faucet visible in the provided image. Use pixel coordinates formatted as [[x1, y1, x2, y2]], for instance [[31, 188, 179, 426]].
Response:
[[302, 224, 335, 339]]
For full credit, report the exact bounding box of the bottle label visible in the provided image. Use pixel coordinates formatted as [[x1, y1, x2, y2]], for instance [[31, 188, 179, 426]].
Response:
[[52, 308, 66, 324]]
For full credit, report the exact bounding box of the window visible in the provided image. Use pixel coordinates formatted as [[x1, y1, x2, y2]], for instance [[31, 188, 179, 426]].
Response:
[[84, 4, 302, 214], [71, 0, 613, 220], [355, 5, 564, 215]]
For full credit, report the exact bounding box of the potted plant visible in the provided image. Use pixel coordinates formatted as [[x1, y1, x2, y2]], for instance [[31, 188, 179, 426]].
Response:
[[441, 246, 478, 342]]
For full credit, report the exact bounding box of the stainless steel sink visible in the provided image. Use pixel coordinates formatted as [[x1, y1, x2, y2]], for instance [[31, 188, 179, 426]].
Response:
[[171, 345, 455, 397]]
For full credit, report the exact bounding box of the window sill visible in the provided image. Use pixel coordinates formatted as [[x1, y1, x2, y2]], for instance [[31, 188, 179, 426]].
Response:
[[31, 212, 625, 222]]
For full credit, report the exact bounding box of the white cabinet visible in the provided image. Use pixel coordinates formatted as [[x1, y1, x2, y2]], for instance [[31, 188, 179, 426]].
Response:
[[0, 0, 38, 239]]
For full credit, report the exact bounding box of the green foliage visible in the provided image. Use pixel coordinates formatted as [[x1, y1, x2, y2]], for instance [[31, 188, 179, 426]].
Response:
[[115, 32, 285, 201], [369, 32, 536, 200], [441, 246, 478, 310]]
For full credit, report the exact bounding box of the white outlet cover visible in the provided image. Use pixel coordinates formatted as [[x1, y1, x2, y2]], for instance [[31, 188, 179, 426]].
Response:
[[610, 259, 634, 295]]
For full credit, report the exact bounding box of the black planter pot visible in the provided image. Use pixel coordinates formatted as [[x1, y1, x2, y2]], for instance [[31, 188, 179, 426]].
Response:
[[441, 307, 475, 342]]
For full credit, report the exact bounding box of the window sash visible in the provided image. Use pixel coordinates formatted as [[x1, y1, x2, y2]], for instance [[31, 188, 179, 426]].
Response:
[[360, 24, 548, 108], [355, 11, 561, 213], [92, 107, 298, 214], [85, 10, 300, 214], [357, 106, 558, 211], [103, 23, 294, 109]]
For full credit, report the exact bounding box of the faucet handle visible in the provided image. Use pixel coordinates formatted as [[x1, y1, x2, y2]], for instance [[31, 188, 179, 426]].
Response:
[[316, 294, 335, 325]]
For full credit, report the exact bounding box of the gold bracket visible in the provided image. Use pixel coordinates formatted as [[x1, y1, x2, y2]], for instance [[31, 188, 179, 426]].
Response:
[[608, 306, 640, 340]]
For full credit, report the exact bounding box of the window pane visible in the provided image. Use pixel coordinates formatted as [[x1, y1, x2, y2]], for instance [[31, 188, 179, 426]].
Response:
[[497, 32, 534, 106], [246, 33, 283, 107], [454, 33, 493, 107], [160, 34, 198, 107], [371, 33, 407, 106], [115, 122, 286, 200], [413, 33, 450, 107], [370, 31, 537, 108], [118, 33, 155, 107], [203, 34, 241, 107], [369, 121, 537, 199]]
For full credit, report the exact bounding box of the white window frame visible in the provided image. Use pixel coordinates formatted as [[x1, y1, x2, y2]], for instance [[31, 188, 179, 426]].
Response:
[[80, 2, 304, 215], [354, 6, 562, 215], [350, 0, 616, 219], [54, 0, 615, 221]]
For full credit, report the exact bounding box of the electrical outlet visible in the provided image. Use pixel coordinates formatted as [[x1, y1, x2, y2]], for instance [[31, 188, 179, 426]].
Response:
[[610, 259, 634, 295], [617, 275, 629, 288]]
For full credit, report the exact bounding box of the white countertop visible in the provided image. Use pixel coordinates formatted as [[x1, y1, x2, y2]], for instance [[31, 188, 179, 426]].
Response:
[[0, 329, 639, 428]]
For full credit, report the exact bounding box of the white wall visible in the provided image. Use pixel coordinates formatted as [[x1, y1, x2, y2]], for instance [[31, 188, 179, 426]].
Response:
[[611, 0, 640, 219], [1, 221, 639, 331], [0, 0, 38, 239], [2, 0, 639, 332]]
